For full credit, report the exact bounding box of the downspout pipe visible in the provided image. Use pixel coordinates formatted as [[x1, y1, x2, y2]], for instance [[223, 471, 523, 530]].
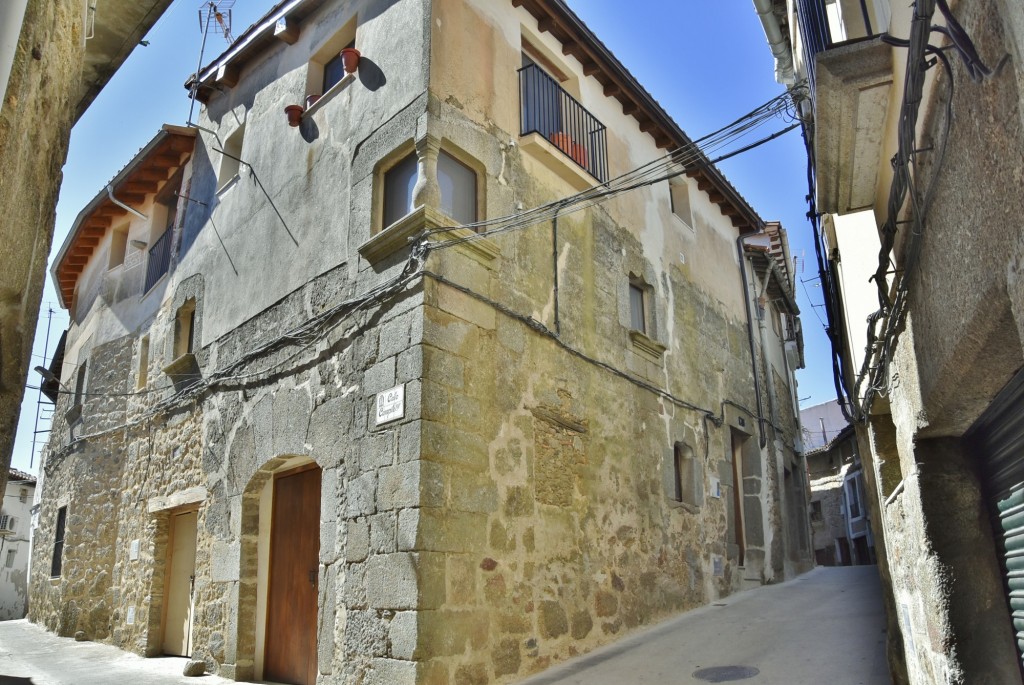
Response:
[[752, 0, 796, 86], [106, 185, 148, 221], [737, 234, 768, 448]]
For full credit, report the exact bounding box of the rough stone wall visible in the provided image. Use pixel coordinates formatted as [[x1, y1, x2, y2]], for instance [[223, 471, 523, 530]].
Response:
[[849, 0, 1024, 683], [0, 0, 85, 496], [30, 333, 133, 639]]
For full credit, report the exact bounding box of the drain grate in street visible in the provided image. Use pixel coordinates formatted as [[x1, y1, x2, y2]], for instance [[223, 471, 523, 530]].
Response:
[[692, 666, 760, 682]]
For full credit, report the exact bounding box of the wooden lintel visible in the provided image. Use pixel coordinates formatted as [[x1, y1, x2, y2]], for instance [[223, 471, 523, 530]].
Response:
[[274, 16, 300, 44]]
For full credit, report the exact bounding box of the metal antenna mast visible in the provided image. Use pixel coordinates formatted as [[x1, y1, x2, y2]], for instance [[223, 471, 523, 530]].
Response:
[[29, 307, 55, 469], [187, 0, 236, 125]]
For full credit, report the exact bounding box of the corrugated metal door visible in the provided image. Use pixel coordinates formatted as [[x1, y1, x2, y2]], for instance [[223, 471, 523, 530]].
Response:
[[972, 368, 1024, 677]]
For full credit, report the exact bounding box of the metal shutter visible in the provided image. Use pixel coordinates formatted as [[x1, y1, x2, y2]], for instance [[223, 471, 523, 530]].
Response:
[[971, 367, 1024, 674]]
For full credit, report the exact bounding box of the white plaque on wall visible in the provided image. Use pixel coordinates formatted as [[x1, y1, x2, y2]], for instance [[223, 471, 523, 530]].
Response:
[[375, 384, 405, 425]]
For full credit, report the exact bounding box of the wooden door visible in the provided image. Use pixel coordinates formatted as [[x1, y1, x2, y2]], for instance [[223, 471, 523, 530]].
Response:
[[163, 510, 198, 656], [264, 465, 321, 685]]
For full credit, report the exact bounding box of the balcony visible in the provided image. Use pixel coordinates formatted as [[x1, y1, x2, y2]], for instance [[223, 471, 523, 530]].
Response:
[[519, 63, 609, 185], [145, 229, 172, 293], [798, 0, 894, 215]]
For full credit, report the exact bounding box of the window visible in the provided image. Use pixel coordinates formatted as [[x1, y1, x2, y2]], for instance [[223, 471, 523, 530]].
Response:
[[305, 17, 356, 99], [18, 488, 27, 504], [51, 506, 67, 577], [438, 151, 477, 226], [108, 225, 128, 269], [672, 442, 702, 507], [810, 500, 823, 521], [669, 179, 693, 228], [174, 299, 197, 359], [74, 361, 88, 406], [217, 125, 245, 190], [322, 39, 354, 93], [0, 515, 8, 531], [382, 152, 418, 229], [629, 283, 646, 333], [137, 335, 150, 389], [4, 549, 14, 569], [846, 478, 863, 519]]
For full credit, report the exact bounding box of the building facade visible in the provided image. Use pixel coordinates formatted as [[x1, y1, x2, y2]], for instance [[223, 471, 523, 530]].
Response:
[[31, 0, 810, 683], [801, 401, 874, 567], [0, 468, 36, 620], [754, 0, 1024, 683]]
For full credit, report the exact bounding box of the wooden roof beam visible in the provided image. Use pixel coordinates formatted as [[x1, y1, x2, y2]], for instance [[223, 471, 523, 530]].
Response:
[[274, 16, 300, 44]]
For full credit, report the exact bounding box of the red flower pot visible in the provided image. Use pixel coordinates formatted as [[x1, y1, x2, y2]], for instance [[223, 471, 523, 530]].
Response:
[[340, 47, 361, 74], [284, 104, 304, 127]]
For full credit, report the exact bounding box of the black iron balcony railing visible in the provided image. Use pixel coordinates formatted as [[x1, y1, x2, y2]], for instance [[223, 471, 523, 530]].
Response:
[[797, 0, 889, 94], [519, 63, 609, 183], [145, 229, 172, 292]]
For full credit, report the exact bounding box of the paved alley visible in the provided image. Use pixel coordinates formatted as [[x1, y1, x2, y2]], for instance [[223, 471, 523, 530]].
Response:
[[519, 565, 890, 685], [0, 620, 241, 685], [0, 567, 888, 685]]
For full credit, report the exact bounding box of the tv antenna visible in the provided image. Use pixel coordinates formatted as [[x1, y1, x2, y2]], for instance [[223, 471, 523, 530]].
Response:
[[188, 0, 237, 125]]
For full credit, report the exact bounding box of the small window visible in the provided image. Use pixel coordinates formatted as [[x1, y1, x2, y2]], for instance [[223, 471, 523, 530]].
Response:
[[322, 39, 355, 93], [137, 335, 150, 389], [669, 179, 693, 229], [810, 500, 823, 521], [4, 549, 14, 569], [382, 152, 418, 228], [51, 506, 67, 578], [217, 125, 245, 190], [18, 488, 27, 504], [74, 361, 88, 406], [108, 225, 128, 269], [174, 300, 197, 359], [438, 150, 477, 226], [629, 283, 646, 334], [846, 479, 863, 519], [672, 442, 702, 507]]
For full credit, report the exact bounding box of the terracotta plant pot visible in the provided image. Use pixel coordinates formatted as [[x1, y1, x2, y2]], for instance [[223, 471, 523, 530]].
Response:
[[549, 132, 588, 167], [306, 94, 321, 108], [340, 47, 361, 74], [284, 104, 304, 127]]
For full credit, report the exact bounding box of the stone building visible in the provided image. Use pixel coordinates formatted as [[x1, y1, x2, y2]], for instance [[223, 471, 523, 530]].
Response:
[[801, 401, 873, 567], [753, 0, 1024, 682], [0, 468, 36, 620], [31, 0, 810, 683], [0, 0, 175, 502]]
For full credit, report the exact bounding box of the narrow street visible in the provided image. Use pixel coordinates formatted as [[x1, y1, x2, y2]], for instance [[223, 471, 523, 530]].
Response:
[[520, 566, 890, 685], [0, 566, 888, 684]]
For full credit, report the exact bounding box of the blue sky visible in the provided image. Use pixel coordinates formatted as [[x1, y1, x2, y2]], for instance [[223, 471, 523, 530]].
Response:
[[12, 0, 834, 472]]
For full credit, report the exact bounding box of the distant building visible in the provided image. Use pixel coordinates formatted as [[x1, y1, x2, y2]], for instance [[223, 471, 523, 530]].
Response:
[[0, 468, 36, 620], [801, 402, 873, 567]]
